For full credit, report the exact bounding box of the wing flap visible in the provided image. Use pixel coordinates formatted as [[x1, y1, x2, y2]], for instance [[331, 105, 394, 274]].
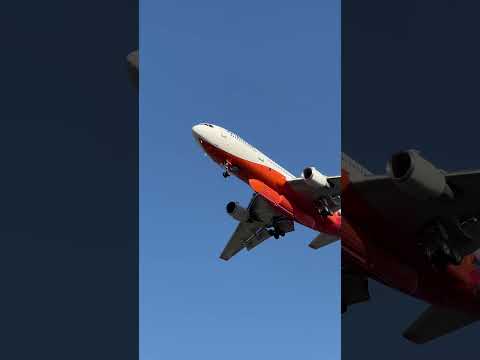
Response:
[[220, 221, 265, 261], [245, 228, 271, 251]]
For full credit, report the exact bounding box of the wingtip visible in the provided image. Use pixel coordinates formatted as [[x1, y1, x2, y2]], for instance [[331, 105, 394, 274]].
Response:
[[402, 331, 426, 344]]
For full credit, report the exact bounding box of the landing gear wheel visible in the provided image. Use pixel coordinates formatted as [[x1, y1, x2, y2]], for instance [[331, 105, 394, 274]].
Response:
[[319, 209, 330, 217], [222, 171, 230, 178], [269, 229, 282, 239], [319, 206, 333, 217]]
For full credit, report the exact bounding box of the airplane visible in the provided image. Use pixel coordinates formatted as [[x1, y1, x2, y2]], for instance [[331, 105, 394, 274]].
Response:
[[126, 49, 138, 90], [342, 150, 480, 344], [191, 123, 341, 261]]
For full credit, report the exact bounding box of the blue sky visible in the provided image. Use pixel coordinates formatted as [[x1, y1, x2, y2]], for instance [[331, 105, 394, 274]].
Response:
[[140, 1, 340, 359]]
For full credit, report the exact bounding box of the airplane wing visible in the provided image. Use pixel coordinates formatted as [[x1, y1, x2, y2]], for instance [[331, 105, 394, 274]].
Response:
[[220, 194, 294, 261], [403, 305, 480, 344], [348, 170, 480, 257], [220, 221, 271, 261], [286, 176, 341, 212]]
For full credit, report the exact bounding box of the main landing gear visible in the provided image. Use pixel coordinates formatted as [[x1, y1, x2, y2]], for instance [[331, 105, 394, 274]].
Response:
[[317, 199, 333, 217], [419, 220, 464, 269], [222, 171, 230, 178], [268, 228, 285, 239]]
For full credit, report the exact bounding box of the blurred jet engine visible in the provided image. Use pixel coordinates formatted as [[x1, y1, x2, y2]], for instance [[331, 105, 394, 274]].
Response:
[[387, 150, 454, 200]]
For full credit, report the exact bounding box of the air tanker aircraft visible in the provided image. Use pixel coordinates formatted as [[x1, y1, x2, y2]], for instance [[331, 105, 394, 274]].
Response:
[[192, 123, 341, 260]]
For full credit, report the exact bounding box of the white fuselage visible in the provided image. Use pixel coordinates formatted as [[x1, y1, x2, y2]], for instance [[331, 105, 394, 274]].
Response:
[[192, 123, 296, 180]]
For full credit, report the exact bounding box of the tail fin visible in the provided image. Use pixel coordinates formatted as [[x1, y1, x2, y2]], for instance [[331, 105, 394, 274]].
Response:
[[403, 305, 480, 344]]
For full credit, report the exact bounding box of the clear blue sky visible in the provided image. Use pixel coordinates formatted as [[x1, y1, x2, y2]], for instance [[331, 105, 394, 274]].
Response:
[[140, 1, 340, 359]]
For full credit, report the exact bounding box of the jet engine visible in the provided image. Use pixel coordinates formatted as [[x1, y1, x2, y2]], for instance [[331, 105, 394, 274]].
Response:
[[386, 150, 453, 200], [302, 167, 331, 188], [226, 201, 250, 222]]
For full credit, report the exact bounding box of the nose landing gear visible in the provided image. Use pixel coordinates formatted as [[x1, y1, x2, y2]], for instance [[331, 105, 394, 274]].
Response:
[[222, 161, 238, 178]]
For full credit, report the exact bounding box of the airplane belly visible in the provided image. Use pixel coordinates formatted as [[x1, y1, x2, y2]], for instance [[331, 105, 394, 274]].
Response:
[[368, 247, 419, 295]]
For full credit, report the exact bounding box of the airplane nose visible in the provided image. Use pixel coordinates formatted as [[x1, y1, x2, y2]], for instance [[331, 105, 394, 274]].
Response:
[[192, 124, 202, 139]]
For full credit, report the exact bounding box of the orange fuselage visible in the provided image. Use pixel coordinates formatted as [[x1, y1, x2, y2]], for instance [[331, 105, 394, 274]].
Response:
[[197, 133, 341, 237]]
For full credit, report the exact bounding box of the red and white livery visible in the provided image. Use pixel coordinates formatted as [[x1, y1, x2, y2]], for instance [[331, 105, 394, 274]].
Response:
[[192, 123, 341, 260]]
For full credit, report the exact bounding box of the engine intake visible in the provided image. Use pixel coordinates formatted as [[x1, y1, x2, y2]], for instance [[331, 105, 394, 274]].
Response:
[[226, 201, 250, 222], [386, 150, 453, 200], [302, 167, 331, 188]]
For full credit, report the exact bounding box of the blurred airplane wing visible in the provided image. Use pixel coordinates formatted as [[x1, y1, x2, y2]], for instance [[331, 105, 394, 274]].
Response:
[[348, 170, 480, 256], [403, 305, 480, 344]]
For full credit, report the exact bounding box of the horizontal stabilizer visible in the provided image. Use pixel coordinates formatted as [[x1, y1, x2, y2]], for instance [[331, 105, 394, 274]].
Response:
[[309, 233, 338, 249], [403, 305, 480, 344], [342, 270, 370, 313]]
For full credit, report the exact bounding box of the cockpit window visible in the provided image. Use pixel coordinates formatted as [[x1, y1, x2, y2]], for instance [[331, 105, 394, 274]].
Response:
[[201, 123, 214, 128]]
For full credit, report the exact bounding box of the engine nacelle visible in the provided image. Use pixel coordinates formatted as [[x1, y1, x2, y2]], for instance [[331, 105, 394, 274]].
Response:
[[226, 201, 250, 222], [386, 150, 453, 200], [302, 166, 330, 188]]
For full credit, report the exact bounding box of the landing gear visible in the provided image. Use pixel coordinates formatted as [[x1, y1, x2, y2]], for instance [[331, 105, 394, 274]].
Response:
[[422, 241, 461, 270], [319, 207, 333, 217], [268, 228, 285, 239], [222, 161, 239, 178], [317, 199, 333, 217], [420, 220, 464, 269]]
